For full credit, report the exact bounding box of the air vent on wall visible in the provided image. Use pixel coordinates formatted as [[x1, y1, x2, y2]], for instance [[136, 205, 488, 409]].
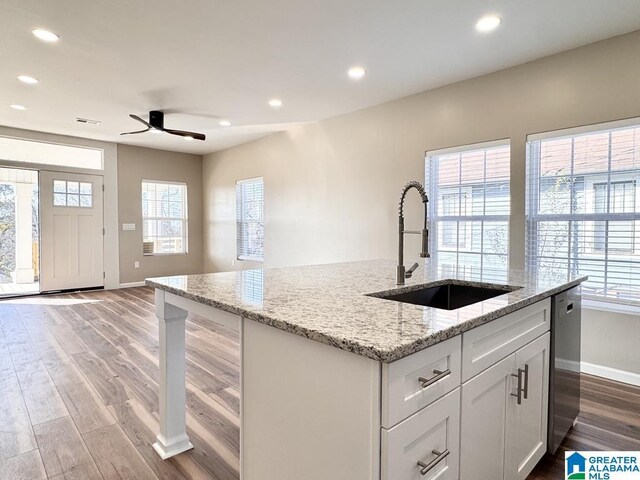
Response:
[[76, 117, 101, 125]]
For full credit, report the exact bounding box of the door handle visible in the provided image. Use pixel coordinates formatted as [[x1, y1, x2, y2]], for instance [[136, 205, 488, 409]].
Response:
[[418, 369, 451, 389], [417, 449, 450, 475], [511, 368, 525, 405], [522, 364, 529, 400]]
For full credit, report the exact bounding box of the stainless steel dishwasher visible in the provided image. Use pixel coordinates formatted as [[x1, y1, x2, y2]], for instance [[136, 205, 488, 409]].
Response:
[[548, 285, 582, 454]]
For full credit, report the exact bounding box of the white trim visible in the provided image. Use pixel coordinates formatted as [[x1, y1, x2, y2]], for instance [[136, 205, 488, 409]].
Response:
[[425, 138, 509, 157], [238, 256, 264, 263], [119, 281, 146, 288], [527, 116, 640, 142], [236, 176, 263, 185], [142, 178, 187, 187], [581, 361, 640, 387]]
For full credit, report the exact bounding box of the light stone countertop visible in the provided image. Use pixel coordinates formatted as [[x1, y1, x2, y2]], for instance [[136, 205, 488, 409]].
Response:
[[146, 260, 586, 362]]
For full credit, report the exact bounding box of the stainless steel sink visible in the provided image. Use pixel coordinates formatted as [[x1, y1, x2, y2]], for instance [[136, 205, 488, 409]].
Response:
[[367, 281, 521, 310]]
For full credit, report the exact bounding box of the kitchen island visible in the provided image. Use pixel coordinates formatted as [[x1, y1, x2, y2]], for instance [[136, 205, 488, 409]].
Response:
[[146, 260, 585, 480]]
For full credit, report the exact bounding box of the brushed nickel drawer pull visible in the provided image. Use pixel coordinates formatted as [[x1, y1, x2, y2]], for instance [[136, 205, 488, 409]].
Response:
[[522, 363, 529, 400], [418, 369, 451, 389], [417, 449, 450, 475], [511, 367, 525, 405]]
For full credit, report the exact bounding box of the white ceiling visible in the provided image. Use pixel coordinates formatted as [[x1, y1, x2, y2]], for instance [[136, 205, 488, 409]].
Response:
[[1, 0, 640, 155]]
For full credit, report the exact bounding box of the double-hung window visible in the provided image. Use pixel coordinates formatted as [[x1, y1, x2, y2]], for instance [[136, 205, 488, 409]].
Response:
[[141, 180, 188, 255], [526, 120, 640, 305], [236, 177, 264, 262], [425, 140, 510, 282]]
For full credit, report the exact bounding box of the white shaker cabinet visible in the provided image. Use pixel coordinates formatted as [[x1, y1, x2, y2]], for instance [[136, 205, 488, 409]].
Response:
[[460, 332, 550, 480], [460, 354, 514, 480], [506, 332, 550, 480]]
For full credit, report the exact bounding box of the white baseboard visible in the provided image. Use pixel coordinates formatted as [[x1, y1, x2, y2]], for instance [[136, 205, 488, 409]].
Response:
[[119, 281, 146, 288], [581, 361, 640, 387]]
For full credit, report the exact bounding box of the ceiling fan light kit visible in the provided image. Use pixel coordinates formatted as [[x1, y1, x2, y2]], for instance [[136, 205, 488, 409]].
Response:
[[121, 110, 206, 141]]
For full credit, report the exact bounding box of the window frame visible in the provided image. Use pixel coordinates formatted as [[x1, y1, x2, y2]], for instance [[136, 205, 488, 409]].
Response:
[[52, 179, 93, 208], [425, 139, 511, 281], [141, 179, 188, 256], [526, 120, 640, 306], [236, 177, 264, 262]]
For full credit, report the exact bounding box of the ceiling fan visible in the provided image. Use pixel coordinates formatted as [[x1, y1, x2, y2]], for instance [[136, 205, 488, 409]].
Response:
[[121, 110, 206, 141]]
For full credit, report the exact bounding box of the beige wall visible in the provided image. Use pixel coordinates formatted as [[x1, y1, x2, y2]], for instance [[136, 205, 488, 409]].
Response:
[[203, 30, 640, 376], [203, 30, 640, 274], [118, 144, 203, 284], [582, 308, 640, 376]]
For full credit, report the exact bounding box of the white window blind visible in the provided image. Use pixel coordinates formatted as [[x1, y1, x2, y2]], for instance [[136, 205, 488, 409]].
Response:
[[425, 141, 510, 282], [141, 181, 188, 255], [526, 122, 640, 305], [236, 178, 264, 261]]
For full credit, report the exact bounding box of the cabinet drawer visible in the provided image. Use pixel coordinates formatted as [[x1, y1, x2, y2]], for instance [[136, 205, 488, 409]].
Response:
[[382, 335, 461, 428], [462, 298, 550, 382], [382, 388, 460, 480]]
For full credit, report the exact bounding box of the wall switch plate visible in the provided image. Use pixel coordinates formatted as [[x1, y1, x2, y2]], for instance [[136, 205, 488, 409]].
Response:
[[122, 223, 136, 231], [134, 261, 140, 269]]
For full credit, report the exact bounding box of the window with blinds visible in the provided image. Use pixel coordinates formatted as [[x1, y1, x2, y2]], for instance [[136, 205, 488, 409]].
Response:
[[141, 181, 188, 255], [526, 121, 640, 305], [236, 177, 264, 262], [425, 141, 510, 282]]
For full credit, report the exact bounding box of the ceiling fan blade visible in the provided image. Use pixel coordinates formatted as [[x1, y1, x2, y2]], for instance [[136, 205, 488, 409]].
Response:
[[129, 114, 153, 128], [120, 128, 150, 136], [164, 128, 206, 141]]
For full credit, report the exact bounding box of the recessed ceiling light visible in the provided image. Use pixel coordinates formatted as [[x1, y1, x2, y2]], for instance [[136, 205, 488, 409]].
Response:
[[268, 98, 283, 108], [348, 66, 366, 80], [149, 129, 162, 134], [219, 120, 231, 127], [476, 15, 501, 33], [184, 135, 194, 141], [10, 104, 26, 111], [17, 75, 38, 85], [32, 29, 59, 43]]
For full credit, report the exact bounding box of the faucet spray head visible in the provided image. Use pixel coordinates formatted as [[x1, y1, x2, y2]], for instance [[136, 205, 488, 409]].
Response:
[[420, 228, 430, 258]]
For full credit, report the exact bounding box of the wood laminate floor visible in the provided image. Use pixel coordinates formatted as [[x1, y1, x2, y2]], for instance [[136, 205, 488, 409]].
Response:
[[0, 287, 239, 480], [528, 373, 640, 479], [0, 287, 637, 480]]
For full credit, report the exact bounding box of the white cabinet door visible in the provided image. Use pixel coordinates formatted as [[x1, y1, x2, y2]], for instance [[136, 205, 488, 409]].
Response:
[[460, 353, 515, 480], [506, 332, 550, 480], [40, 171, 104, 292], [382, 388, 460, 480]]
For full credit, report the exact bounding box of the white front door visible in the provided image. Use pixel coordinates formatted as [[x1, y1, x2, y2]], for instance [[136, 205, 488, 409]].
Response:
[[39, 171, 104, 292]]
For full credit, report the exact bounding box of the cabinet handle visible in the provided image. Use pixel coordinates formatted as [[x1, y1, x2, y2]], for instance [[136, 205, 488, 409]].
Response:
[[417, 449, 450, 475], [418, 369, 451, 389], [511, 368, 524, 405], [522, 364, 529, 400]]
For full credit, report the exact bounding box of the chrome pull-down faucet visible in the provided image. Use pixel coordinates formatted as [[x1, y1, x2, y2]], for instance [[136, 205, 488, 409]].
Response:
[[397, 181, 430, 285]]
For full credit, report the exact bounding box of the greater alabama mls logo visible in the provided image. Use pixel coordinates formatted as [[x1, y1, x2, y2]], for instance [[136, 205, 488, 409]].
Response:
[[566, 451, 640, 479]]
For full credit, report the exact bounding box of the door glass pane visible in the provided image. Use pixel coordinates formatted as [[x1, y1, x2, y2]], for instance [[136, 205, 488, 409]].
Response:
[[67, 182, 79, 194], [54, 180, 66, 193], [80, 182, 92, 195], [67, 194, 79, 207], [53, 193, 66, 206], [80, 195, 92, 207]]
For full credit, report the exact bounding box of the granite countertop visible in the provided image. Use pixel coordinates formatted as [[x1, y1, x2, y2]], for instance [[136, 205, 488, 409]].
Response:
[[146, 260, 586, 362]]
